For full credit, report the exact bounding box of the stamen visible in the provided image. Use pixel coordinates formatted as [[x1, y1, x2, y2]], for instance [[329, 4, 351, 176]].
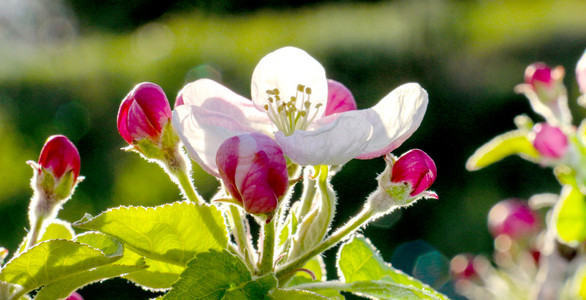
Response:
[[264, 84, 322, 136]]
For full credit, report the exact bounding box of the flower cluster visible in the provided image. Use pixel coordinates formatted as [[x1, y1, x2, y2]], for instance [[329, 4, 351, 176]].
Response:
[[463, 50, 586, 299], [0, 46, 439, 300]]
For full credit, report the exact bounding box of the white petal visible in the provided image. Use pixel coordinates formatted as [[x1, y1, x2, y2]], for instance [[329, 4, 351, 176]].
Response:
[[172, 105, 253, 176], [251, 47, 328, 116], [275, 111, 372, 166], [355, 83, 428, 159], [181, 78, 274, 133]]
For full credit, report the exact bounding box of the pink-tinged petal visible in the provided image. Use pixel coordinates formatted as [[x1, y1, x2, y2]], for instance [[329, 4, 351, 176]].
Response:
[[216, 133, 288, 215], [525, 63, 554, 88], [325, 79, 357, 116], [251, 47, 328, 117], [488, 199, 540, 239], [173, 105, 253, 176], [116, 96, 134, 144], [391, 149, 437, 196], [174, 87, 185, 108], [532, 123, 568, 158], [180, 79, 273, 133], [576, 50, 586, 94], [38, 135, 81, 180], [355, 83, 428, 159], [132, 83, 172, 131], [275, 111, 372, 166]]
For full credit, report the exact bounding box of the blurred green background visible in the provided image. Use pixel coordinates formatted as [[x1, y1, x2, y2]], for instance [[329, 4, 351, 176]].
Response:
[[1, 0, 585, 298]]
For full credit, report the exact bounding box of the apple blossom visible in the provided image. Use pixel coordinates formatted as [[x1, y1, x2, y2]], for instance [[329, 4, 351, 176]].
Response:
[[172, 46, 428, 175], [37, 135, 81, 184], [117, 82, 172, 145], [531, 123, 568, 159], [216, 132, 288, 216]]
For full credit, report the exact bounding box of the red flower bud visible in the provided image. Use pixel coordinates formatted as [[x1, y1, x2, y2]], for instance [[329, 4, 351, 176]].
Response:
[[117, 82, 172, 145], [450, 254, 478, 281], [525, 63, 554, 88], [38, 135, 80, 182], [391, 149, 437, 197], [488, 199, 540, 239], [532, 123, 568, 159], [66, 292, 83, 300], [216, 132, 288, 215], [325, 79, 357, 116]]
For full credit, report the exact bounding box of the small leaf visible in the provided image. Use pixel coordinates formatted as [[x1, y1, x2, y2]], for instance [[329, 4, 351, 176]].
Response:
[[466, 129, 539, 171], [0, 239, 122, 296], [555, 184, 586, 244], [164, 249, 277, 300], [270, 289, 329, 299], [74, 201, 228, 266], [286, 256, 325, 286], [337, 235, 448, 300]]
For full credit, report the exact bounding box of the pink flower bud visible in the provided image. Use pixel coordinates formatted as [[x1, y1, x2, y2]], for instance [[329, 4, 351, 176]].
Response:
[[450, 254, 478, 281], [391, 149, 437, 197], [66, 292, 83, 300], [525, 63, 554, 88], [38, 135, 80, 182], [325, 79, 357, 116], [532, 123, 568, 159], [117, 82, 172, 145], [216, 132, 288, 215], [488, 199, 540, 239], [576, 50, 586, 94]]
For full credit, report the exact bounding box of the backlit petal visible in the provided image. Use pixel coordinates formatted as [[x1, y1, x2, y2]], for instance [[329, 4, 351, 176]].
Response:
[[355, 83, 428, 159], [275, 111, 372, 166], [181, 79, 274, 133], [251, 47, 328, 116], [325, 79, 357, 116], [173, 105, 253, 176]]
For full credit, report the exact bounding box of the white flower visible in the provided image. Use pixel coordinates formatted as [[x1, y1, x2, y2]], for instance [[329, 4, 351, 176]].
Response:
[[172, 46, 428, 176]]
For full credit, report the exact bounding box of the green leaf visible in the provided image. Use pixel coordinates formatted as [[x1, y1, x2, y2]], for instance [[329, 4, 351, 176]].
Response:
[[466, 129, 539, 171], [337, 235, 448, 300], [123, 247, 184, 290], [74, 201, 228, 266], [18, 219, 75, 253], [344, 280, 427, 300], [164, 249, 277, 299], [0, 238, 122, 296], [35, 262, 147, 300], [555, 184, 586, 244], [269, 289, 330, 299]]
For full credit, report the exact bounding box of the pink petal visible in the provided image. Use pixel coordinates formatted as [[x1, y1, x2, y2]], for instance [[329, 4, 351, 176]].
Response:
[[391, 149, 437, 196], [38, 135, 81, 180], [325, 79, 357, 116]]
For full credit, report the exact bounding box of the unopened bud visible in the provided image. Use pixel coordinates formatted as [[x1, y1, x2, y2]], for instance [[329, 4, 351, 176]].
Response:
[[488, 199, 540, 240], [216, 132, 288, 217], [30, 135, 82, 201], [450, 254, 478, 281], [369, 149, 437, 214], [66, 292, 83, 300], [524, 63, 565, 104], [531, 123, 568, 159], [117, 82, 172, 145]]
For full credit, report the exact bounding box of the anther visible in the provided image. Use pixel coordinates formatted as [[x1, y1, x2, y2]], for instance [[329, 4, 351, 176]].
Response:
[[297, 84, 305, 92], [305, 87, 312, 94]]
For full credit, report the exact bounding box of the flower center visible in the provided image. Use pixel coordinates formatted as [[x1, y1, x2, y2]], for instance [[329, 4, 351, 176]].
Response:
[[263, 84, 323, 136]]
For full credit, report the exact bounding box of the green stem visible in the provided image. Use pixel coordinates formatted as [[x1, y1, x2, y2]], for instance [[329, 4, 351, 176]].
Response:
[[258, 217, 276, 274], [166, 147, 204, 204], [229, 205, 257, 272], [297, 170, 317, 220], [174, 166, 204, 204], [276, 208, 373, 285], [25, 214, 46, 250]]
